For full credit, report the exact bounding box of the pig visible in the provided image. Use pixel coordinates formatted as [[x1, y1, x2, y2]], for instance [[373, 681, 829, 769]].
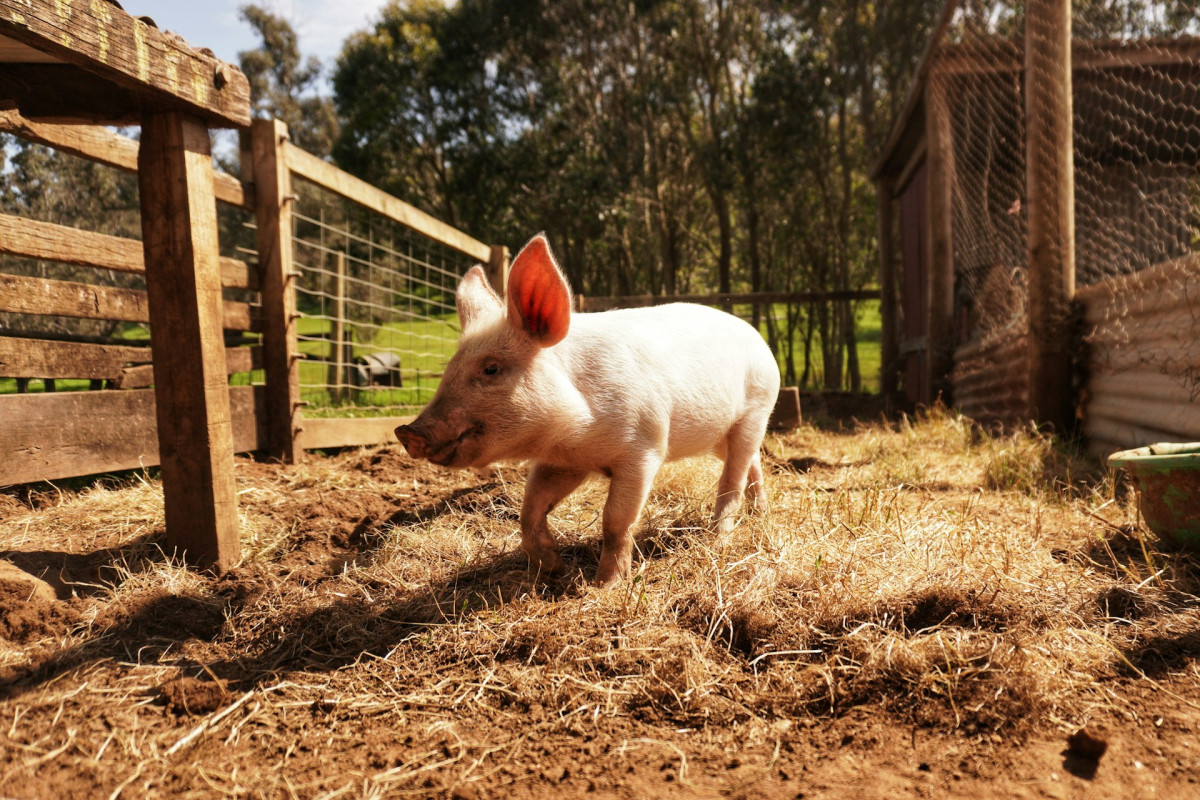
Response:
[[395, 234, 780, 587]]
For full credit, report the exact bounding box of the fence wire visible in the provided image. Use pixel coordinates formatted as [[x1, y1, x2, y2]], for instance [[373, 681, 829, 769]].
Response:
[[929, 1, 1200, 442], [289, 176, 478, 418]]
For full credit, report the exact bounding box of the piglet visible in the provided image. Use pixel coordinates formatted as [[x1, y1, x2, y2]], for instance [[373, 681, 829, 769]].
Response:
[[395, 234, 780, 586]]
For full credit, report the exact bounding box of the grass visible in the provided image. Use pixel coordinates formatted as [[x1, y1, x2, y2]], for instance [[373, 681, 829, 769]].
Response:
[[293, 313, 459, 416]]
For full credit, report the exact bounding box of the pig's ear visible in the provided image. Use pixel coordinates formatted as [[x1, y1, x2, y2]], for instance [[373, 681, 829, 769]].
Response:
[[507, 233, 571, 346], [456, 266, 503, 334]]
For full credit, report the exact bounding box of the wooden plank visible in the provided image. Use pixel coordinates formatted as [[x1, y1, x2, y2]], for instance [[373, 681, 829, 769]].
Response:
[[0, 105, 250, 207], [0, 102, 136, 166], [0, 386, 265, 487], [0, 0, 250, 126], [138, 110, 239, 570], [0, 272, 259, 330], [112, 346, 263, 389], [296, 416, 413, 451], [0, 214, 258, 289], [877, 177, 899, 397], [0, 336, 148, 380], [578, 289, 881, 313], [284, 142, 493, 263], [252, 118, 301, 463], [0, 272, 147, 321], [0, 212, 143, 271]]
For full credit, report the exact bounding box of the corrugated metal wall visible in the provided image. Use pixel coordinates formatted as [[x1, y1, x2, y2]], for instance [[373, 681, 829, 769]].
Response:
[[1078, 254, 1200, 456], [950, 335, 1030, 428]]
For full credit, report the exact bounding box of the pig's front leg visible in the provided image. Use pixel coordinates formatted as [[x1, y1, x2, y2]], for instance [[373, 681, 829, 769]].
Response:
[[520, 463, 588, 577], [596, 456, 661, 587]]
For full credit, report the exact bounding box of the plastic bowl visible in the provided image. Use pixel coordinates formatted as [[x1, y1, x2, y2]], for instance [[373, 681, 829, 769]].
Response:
[[1108, 442, 1200, 551]]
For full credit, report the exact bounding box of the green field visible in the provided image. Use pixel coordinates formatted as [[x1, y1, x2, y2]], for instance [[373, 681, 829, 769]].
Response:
[[293, 313, 460, 417], [754, 298, 882, 393]]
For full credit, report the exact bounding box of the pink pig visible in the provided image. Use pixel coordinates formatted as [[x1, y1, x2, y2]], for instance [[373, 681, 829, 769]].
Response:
[[395, 234, 780, 586]]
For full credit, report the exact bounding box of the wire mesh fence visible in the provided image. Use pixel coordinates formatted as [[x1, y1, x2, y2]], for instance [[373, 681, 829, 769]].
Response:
[[288, 176, 479, 419], [917, 0, 1200, 443]]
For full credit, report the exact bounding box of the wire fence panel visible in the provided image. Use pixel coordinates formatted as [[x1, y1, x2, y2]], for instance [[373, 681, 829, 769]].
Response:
[[914, 1, 1200, 441], [289, 176, 480, 419]]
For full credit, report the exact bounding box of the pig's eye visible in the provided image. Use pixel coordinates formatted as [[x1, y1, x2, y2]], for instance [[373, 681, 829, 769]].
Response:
[[482, 362, 501, 377]]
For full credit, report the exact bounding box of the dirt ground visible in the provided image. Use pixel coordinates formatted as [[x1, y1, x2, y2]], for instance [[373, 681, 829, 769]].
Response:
[[1, 405, 1199, 799]]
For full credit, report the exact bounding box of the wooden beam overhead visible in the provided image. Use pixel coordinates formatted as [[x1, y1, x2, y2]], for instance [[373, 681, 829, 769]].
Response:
[[0, 0, 250, 127]]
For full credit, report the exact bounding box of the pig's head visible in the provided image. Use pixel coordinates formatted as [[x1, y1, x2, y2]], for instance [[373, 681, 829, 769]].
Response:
[[395, 233, 575, 468]]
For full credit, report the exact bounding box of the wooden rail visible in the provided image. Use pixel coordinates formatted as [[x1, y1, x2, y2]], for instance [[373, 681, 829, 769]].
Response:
[[0, 387, 266, 486], [285, 142, 493, 264], [0, 106, 250, 208]]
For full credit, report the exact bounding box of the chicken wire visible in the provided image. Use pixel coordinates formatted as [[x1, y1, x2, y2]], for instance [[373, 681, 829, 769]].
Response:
[[926, 1, 1200, 436], [288, 176, 478, 418]]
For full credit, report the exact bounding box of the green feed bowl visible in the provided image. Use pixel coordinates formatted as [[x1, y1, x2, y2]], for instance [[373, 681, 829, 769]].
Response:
[[1108, 442, 1200, 552]]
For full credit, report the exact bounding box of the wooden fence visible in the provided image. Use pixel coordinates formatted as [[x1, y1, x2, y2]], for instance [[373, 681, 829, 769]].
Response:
[[0, 114, 505, 480], [0, 0, 512, 573], [0, 109, 267, 487]]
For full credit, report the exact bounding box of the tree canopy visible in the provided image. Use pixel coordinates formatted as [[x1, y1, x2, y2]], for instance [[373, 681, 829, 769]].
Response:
[[326, 0, 944, 388]]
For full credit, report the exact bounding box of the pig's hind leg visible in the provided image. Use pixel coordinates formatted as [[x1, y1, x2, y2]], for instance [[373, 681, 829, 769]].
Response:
[[713, 413, 771, 534], [521, 463, 588, 577]]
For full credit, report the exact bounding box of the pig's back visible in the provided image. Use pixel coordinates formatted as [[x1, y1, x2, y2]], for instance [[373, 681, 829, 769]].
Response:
[[562, 304, 779, 460]]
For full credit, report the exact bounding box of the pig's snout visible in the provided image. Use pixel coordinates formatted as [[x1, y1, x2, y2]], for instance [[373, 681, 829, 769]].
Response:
[[394, 424, 432, 460], [394, 421, 485, 467]]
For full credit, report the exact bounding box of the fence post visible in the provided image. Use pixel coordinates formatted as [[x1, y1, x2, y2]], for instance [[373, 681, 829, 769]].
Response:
[[1025, 0, 1076, 430], [925, 80, 956, 405], [328, 250, 349, 403], [138, 111, 240, 571], [877, 177, 900, 398], [251, 118, 301, 463], [487, 245, 511, 297]]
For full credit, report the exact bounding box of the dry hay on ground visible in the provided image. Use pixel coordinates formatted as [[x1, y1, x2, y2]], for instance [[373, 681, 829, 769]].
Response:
[[1, 408, 1199, 799]]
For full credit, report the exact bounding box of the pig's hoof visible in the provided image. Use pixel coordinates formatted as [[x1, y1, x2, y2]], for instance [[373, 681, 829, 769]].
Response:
[[593, 562, 630, 588], [526, 550, 567, 578]]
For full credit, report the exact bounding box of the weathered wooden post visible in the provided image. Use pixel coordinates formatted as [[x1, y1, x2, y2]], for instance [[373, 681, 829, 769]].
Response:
[[1025, 0, 1076, 430], [252, 118, 302, 463], [139, 112, 240, 570], [487, 244, 511, 297], [877, 177, 900, 398], [925, 80, 957, 405], [328, 250, 349, 403]]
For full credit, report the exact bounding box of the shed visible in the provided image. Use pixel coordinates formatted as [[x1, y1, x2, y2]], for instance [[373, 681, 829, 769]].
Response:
[[873, 6, 1200, 440]]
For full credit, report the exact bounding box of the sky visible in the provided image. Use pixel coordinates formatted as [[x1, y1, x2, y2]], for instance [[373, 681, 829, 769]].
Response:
[[138, 0, 393, 77]]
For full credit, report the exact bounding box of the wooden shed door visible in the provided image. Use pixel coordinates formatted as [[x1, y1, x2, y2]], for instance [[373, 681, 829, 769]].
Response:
[[898, 161, 930, 405]]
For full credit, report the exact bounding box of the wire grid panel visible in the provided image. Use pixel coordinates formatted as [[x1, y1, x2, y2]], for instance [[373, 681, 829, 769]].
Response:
[[931, 1, 1200, 440], [289, 176, 479, 418]]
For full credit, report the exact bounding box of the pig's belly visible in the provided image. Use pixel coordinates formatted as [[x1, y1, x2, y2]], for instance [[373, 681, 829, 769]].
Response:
[[663, 413, 739, 462]]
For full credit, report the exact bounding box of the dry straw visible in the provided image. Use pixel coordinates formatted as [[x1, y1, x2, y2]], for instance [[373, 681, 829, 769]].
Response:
[[2, 407, 1197, 796]]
